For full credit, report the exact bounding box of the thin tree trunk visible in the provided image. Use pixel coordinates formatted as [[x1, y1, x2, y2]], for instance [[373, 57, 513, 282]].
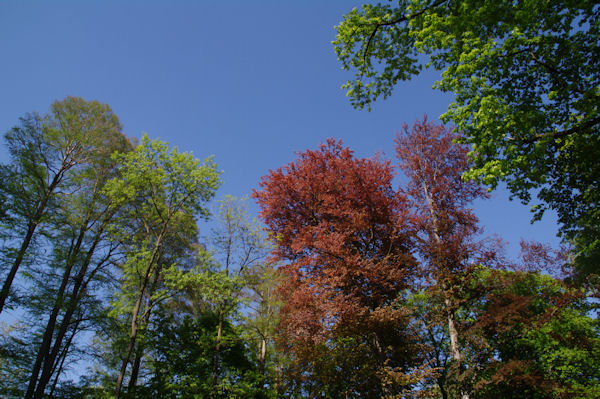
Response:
[[0, 223, 36, 313], [439, 380, 449, 399], [258, 336, 267, 375], [210, 217, 234, 399], [48, 347, 67, 399], [26, 219, 90, 399], [445, 295, 468, 399], [116, 333, 136, 398], [445, 298, 461, 364], [211, 309, 224, 399], [128, 344, 144, 395], [372, 333, 394, 397], [115, 286, 147, 399], [33, 230, 106, 398], [115, 231, 164, 398], [127, 246, 164, 395], [257, 302, 270, 375], [48, 316, 81, 399], [422, 181, 470, 399]]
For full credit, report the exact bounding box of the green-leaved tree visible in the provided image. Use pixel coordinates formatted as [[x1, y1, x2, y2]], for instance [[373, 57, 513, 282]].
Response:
[[103, 134, 221, 397]]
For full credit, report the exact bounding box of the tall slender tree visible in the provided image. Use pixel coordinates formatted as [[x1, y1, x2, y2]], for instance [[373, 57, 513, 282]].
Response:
[[25, 121, 131, 398], [395, 117, 488, 398], [243, 254, 281, 384], [206, 196, 271, 397], [104, 134, 221, 397]]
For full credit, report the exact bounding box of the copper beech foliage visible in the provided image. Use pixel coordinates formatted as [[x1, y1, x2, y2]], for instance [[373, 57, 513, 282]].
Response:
[[253, 139, 418, 393], [395, 118, 491, 399], [254, 139, 416, 321], [395, 117, 488, 288], [253, 121, 487, 394]]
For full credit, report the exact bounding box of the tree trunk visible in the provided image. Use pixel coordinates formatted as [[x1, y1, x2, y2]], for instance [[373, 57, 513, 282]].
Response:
[[128, 344, 144, 395], [115, 231, 164, 398], [439, 380, 449, 399], [115, 290, 146, 399], [445, 299, 461, 364], [26, 220, 89, 399], [422, 181, 470, 399], [48, 316, 81, 399], [210, 309, 224, 399], [33, 231, 105, 398], [445, 296, 468, 399], [116, 334, 135, 398], [0, 222, 36, 314], [127, 285, 155, 396], [372, 333, 394, 397], [258, 336, 267, 375]]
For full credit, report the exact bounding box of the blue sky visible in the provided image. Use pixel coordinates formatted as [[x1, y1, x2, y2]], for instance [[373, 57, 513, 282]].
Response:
[[0, 1, 560, 257]]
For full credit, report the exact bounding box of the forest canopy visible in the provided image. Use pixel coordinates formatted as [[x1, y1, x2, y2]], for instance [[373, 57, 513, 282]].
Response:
[[0, 1, 599, 397]]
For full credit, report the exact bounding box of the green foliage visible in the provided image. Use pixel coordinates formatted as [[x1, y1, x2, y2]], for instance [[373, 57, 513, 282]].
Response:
[[101, 134, 221, 397], [0, 96, 130, 312], [143, 311, 270, 399], [1, 96, 128, 231], [0, 323, 35, 398], [334, 0, 600, 274], [0, 97, 133, 398], [105, 133, 221, 316], [104, 133, 221, 223]]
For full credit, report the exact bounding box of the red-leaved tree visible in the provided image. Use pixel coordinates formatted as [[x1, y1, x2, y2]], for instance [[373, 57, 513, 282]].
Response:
[[253, 139, 419, 397], [395, 117, 488, 399]]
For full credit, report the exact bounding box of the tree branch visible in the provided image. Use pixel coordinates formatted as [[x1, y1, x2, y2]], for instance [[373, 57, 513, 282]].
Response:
[[521, 116, 600, 144], [363, 0, 448, 64]]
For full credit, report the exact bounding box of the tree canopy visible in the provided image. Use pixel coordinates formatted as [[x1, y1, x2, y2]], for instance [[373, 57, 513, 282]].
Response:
[[2, 27, 599, 395], [254, 139, 418, 396]]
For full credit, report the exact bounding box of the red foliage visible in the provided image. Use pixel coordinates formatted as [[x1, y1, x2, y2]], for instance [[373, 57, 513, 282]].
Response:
[[253, 139, 417, 393], [253, 118, 593, 397], [517, 239, 570, 278], [395, 117, 491, 398], [395, 116, 488, 287], [254, 138, 415, 333]]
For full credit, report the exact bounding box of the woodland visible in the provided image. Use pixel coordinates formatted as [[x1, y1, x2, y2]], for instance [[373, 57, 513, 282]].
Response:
[[0, 1, 599, 398]]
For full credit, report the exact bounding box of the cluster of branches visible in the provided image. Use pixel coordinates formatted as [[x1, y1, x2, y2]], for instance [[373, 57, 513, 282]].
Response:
[[0, 98, 282, 398], [254, 117, 600, 399]]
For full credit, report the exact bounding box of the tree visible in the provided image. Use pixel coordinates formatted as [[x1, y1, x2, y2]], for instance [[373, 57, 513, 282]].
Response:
[[0, 96, 126, 314], [254, 139, 419, 397], [242, 253, 281, 385], [395, 117, 488, 398], [205, 196, 272, 398], [103, 134, 221, 397], [24, 121, 131, 399], [88, 196, 276, 398], [334, 0, 600, 274]]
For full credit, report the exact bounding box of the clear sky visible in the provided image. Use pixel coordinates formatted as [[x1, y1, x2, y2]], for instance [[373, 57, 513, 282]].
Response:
[[0, 0, 560, 257]]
